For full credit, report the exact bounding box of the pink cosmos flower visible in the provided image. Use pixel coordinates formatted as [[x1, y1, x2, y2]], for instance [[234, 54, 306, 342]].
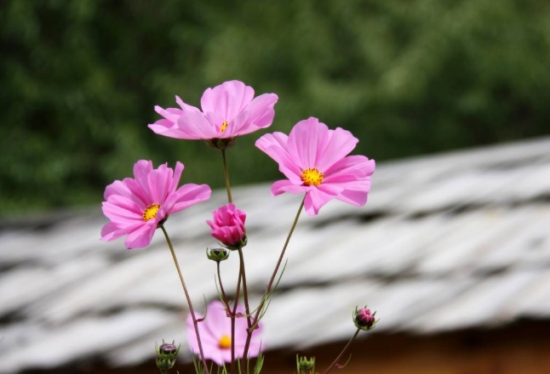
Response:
[[207, 203, 247, 248], [256, 117, 375, 216], [187, 301, 263, 365], [149, 80, 278, 140], [101, 160, 212, 249]]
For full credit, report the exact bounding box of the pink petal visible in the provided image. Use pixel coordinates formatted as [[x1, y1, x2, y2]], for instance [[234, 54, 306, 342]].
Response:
[[164, 183, 212, 214], [175, 95, 201, 113], [201, 81, 254, 122], [124, 222, 156, 249], [304, 188, 337, 216], [317, 183, 344, 196], [244, 93, 278, 129], [102, 201, 143, 224], [186, 311, 219, 348], [104, 180, 131, 200], [151, 98, 200, 134], [246, 341, 264, 358], [324, 156, 375, 183], [147, 164, 172, 204], [204, 301, 231, 336], [154, 105, 182, 124], [187, 311, 225, 364], [100, 222, 136, 242], [287, 117, 330, 170], [133, 160, 154, 200], [203, 110, 226, 135], [122, 178, 149, 209], [233, 315, 251, 338], [105, 194, 143, 216], [271, 180, 308, 196], [152, 118, 176, 129], [256, 132, 302, 181], [176, 110, 219, 139], [218, 350, 233, 365], [148, 123, 196, 139], [169, 162, 184, 193], [335, 181, 372, 206], [316, 127, 359, 171], [230, 93, 278, 136]]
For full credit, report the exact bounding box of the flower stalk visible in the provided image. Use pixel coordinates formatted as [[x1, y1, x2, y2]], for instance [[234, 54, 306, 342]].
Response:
[[221, 149, 233, 204], [231, 268, 243, 374], [160, 225, 210, 374], [237, 248, 252, 330], [321, 329, 360, 374], [243, 197, 305, 359], [215, 257, 231, 311]]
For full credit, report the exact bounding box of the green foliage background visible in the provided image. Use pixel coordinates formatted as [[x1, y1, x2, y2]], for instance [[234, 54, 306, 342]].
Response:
[[2, 0, 550, 214]]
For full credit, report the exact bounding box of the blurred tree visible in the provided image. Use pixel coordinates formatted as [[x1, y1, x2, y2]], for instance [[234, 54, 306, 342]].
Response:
[[1, 0, 550, 214]]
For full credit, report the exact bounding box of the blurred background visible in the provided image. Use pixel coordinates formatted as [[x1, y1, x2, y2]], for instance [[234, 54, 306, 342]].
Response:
[[2, 0, 550, 215], [2, 1, 550, 374]]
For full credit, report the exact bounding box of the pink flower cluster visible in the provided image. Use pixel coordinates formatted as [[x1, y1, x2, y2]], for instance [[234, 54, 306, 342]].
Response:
[[100, 80, 376, 367]]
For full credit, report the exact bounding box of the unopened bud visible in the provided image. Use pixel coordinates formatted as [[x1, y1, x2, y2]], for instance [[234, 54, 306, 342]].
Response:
[[296, 355, 315, 373], [156, 340, 180, 373], [207, 247, 229, 262], [207, 204, 247, 250], [353, 306, 377, 331], [159, 342, 178, 355]]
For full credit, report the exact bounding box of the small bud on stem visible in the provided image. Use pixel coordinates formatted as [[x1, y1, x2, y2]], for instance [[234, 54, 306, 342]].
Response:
[[155, 340, 180, 374], [353, 306, 377, 331], [207, 247, 230, 262], [296, 355, 316, 374]]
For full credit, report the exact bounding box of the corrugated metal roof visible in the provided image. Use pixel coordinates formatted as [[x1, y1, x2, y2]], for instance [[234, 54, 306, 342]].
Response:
[[1, 137, 550, 373]]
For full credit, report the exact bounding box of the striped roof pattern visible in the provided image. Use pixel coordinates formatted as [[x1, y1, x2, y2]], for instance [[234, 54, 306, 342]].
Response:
[[1, 137, 550, 372]]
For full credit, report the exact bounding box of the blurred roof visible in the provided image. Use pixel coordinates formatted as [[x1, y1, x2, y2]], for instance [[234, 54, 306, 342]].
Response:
[[1, 137, 550, 373]]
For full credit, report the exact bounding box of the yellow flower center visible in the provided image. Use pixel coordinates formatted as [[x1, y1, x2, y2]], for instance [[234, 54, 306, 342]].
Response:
[[301, 168, 324, 186], [218, 335, 231, 350], [220, 121, 228, 133], [143, 203, 161, 221]]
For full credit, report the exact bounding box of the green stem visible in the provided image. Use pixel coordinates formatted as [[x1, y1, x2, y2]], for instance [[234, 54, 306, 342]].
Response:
[[231, 268, 243, 374], [321, 329, 361, 374], [221, 149, 233, 203], [242, 197, 305, 359], [237, 248, 252, 330], [160, 225, 210, 374], [217, 262, 231, 312]]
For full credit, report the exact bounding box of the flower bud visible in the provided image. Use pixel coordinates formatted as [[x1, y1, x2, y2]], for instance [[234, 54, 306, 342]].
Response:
[[296, 355, 315, 374], [207, 247, 230, 262], [353, 306, 377, 331], [207, 203, 247, 250], [155, 340, 180, 373]]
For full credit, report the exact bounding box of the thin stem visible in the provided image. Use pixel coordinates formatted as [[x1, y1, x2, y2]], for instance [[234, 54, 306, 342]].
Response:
[[237, 248, 252, 330], [321, 329, 361, 374], [217, 262, 231, 312], [221, 149, 233, 203], [243, 197, 305, 359], [231, 268, 243, 374], [221, 147, 240, 372], [160, 225, 210, 374]]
